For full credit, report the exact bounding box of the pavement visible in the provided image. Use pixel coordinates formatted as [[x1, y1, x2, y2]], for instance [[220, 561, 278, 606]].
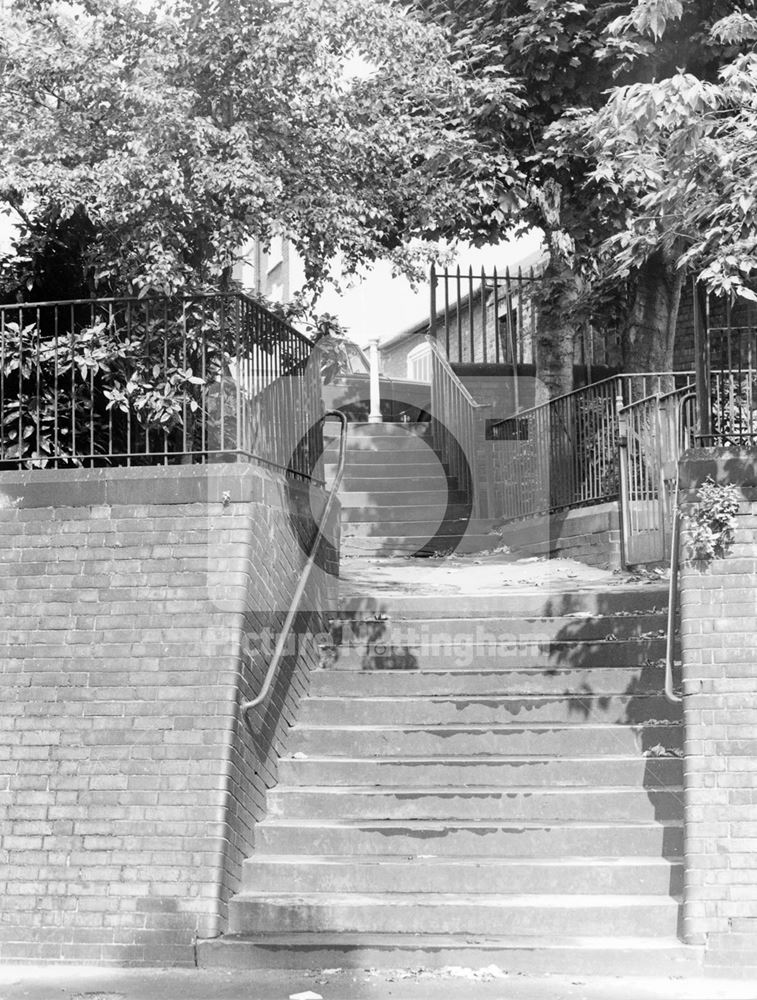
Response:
[[1, 966, 757, 1000], [337, 550, 664, 600]]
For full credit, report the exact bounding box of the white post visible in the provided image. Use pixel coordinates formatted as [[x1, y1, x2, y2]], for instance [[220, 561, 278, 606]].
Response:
[[368, 338, 382, 424]]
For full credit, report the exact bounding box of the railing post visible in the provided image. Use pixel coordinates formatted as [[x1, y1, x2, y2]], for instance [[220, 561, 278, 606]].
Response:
[[693, 278, 711, 443], [368, 337, 382, 424], [616, 394, 631, 566], [429, 262, 437, 345]]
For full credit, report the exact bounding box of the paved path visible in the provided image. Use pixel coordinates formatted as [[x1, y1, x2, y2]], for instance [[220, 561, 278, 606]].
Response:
[[337, 550, 663, 599], [1, 966, 756, 1000]]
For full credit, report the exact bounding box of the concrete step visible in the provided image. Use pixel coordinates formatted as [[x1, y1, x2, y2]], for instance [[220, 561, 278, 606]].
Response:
[[326, 435, 440, 454], [337, 475, 458, 493], [299, 694, 681, 727], [328, 613, 669, 642], [310, 665, 669, 697], [342, 518, 468, 536], [341, 534, 497, 557], [198, 932, 702, 975], [335, 588, 669, 619], [341, 505, 467, 524], [241, 855, 683, 896], [255, 818, 684, 858], [324, 452, 443, 469], [325, 421, 432, 438], [324, 637, 667, 670], [287, 722, 682, 757], [340, 492, 464, 511], [277, 754, 684, 789], [266, 785, 683, 823], [228, 892, 682, 937]]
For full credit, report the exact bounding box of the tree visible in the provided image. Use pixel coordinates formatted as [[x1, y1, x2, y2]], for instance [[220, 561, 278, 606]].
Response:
[[587, 12, 757, 346], [0, 0, 522, 302], [417, 0, 757, 393]]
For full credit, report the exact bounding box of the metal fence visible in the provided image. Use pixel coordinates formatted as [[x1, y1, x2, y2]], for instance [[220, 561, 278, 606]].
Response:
[[0, 292, 323, 478], [703, 325, 757, 444], [426, 337, 482, 513], [692, 286, 757, 445], [488, 373, 695, 523], [618, 386, 697, 564], [428, 264, 617, 369]]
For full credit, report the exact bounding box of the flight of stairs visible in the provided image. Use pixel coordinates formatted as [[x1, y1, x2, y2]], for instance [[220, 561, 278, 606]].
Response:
[[322, 420, 496, 557], [202, 585, 696, 975]]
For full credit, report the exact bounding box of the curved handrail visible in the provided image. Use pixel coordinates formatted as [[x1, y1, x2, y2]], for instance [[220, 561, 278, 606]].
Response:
[[665, 475, 683, 705], [241, 409, 348, 735], [662, 389, 697, 705], [425, 336, 489, 409]]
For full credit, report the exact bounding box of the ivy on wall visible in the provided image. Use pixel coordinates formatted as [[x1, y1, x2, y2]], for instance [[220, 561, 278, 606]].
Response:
[[683, 476, 740, 562]]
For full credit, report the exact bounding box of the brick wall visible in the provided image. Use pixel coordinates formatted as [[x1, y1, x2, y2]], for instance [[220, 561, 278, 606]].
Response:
[[678, 448, 757, 969], [380, 333, 425, 379], [492, 503, 622, 569], [0, 464, 338, 965]]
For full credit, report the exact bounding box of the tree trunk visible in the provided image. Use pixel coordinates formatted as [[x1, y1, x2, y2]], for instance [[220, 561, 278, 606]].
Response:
[[622, 252, 684, 374], [535, 260, 579, 400]]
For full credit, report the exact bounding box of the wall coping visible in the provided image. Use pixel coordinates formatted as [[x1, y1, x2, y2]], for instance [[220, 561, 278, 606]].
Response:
[[0, 462, 321, 509], [679, 446, 757, 493]]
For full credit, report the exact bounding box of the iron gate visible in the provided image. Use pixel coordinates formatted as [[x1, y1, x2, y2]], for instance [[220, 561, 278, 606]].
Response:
[[618, 386, 696, 564]]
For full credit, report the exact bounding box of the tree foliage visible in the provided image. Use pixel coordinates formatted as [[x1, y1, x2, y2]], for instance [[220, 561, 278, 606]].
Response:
[[417, 0, 757, 382], [0, 0, 521, 300], [588, 14, 757, 301]]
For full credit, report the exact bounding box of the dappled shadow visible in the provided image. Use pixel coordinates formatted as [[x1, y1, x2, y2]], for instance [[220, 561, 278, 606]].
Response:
[[540, 586, 685, 908], [323, 596, 419, 672]]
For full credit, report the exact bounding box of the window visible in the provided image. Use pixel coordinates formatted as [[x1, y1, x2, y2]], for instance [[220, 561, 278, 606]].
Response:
[[407, 341, 432, 382]]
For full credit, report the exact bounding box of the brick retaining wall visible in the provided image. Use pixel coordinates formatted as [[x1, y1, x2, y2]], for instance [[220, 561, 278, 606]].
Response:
[[0, 465, 338, 964], [678, 448, 757, 969], [492, 502, 622, 569]]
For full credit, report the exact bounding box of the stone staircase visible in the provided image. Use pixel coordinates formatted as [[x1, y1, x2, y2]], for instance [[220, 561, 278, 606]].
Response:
[[322, 419, 495, 557], [202, 582, 696, 975]]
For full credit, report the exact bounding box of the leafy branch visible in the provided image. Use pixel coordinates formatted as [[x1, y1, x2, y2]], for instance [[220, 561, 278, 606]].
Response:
[[683, 476, 740, 562]]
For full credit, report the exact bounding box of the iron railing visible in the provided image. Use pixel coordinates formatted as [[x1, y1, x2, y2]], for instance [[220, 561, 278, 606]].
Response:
[[0, 292, 323, 479], [488, 373, 695, 524], [704, 325, 757, 445], [426, 336, 486, 516], [618, 386, 696, 565], [692, 284, 757, 445], [428, 264, 617, 370], [429, 264, 540, 366]]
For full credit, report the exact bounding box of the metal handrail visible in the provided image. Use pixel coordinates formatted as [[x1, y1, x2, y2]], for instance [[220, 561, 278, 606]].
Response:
[[618, 381, 696, 415], [665, 477, 683, 705], [241, 409, 348, 734], [0, 291, 312, 347], [425, 336, 488, 408], [664, 390, 697, 705], [492, 371, 696, 428]]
